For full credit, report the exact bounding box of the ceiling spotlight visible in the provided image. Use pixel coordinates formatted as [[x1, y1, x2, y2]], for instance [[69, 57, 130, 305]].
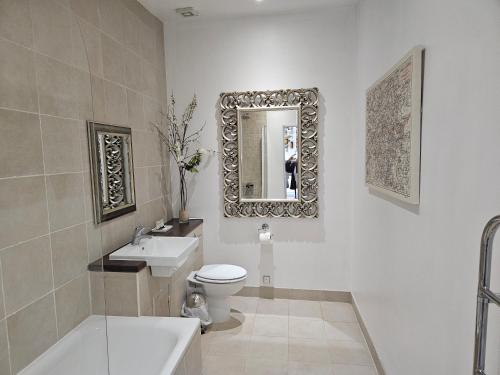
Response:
[[175, 7, 199, 17]]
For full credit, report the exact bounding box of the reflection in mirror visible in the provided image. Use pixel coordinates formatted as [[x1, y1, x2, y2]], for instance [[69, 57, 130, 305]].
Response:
[[239, 107, 299, 201]]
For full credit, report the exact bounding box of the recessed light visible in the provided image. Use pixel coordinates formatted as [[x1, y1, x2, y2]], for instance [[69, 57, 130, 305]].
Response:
[[175, 7, 199, 17]]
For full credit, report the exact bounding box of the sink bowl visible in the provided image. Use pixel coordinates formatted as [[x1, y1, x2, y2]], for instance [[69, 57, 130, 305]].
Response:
[[109, 236, 199, 277]]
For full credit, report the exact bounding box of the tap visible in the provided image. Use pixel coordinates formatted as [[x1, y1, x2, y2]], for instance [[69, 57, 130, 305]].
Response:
[[131, 226, 152, 245]]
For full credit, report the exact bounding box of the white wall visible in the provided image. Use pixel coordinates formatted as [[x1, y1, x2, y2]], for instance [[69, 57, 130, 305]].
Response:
[[352, 0, 500, 374], [165, 7, 357, 290]]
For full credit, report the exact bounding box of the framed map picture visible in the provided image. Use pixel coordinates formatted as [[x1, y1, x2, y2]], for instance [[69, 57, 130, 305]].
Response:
[[365, 46, 424, 204]]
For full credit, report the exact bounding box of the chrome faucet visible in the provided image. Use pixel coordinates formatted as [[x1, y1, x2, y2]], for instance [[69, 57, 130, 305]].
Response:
[[131, 226, 152, 246]]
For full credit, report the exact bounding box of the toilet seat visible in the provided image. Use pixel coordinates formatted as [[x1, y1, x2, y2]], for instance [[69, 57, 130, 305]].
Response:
[[195, 264, 247, 284]]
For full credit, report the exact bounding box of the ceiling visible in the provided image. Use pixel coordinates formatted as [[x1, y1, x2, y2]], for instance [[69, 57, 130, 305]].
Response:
[[138, 0, 359, 23]]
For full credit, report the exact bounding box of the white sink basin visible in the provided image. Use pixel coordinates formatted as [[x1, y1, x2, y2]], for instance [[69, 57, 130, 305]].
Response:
[[109, 236, 199, 277]]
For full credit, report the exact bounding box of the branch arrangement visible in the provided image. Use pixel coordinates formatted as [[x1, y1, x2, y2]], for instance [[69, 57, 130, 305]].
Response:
[[152, 94, 213, 212]]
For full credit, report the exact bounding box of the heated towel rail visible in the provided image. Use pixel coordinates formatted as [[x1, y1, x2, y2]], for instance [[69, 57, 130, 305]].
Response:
[[473, 215, 500, 375]]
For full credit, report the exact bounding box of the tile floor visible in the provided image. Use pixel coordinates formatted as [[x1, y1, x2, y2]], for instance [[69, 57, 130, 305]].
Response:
[[201, 296, 377, 375]]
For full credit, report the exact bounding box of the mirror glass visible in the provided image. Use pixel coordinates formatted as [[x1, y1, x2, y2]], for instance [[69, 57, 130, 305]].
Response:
[[238, 107, 300, 201]]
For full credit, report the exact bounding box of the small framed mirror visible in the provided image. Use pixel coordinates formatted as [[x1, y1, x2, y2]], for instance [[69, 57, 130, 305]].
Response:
[[220, 88, 319, 218], [87, 122, 136, 223]]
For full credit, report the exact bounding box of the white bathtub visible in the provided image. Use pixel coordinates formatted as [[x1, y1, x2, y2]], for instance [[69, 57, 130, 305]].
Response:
[[19, 315, 201, 375]]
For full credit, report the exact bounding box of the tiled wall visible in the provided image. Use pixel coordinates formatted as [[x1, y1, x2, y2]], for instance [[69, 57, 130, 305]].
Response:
[[240, 111, 266, 199], [0, 0, 170, 373]]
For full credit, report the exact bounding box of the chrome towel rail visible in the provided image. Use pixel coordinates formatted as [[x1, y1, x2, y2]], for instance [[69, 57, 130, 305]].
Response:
[[473, 215, 500, 375]]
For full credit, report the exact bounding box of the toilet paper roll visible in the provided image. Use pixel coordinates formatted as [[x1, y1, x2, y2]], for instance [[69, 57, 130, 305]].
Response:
[[259, 232, 272, 244]]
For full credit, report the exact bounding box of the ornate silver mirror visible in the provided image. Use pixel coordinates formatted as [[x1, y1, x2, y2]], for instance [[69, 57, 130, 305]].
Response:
[[87, 122, 136, 223], [220, 88, 319, 218]]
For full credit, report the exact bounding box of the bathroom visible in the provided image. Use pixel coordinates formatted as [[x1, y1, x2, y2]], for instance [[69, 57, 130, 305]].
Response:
[[0, 0, 499, 374]]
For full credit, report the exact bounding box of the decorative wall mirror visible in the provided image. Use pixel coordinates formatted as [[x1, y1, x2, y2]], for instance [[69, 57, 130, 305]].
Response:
[[220, 88, 319, 218], [87, 122, 136, 223]]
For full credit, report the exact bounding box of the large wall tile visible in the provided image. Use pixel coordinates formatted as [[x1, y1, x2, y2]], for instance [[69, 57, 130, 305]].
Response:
[[0, 176, 49, 249], [7, 294, 57, 373], [103, 80, 127, 125], [31, 0, 74, 65], [148, 166, 162, 201], [41, 116, 84, 174], [101, 33, 125, 85], [1, 236, 53, 315], [0, 0, 33, 47], [0, 39, 38, 112], [36, 54, 91, 119], [55, 272, 90, 337], [126, 89, 144, 130], [123, 49, 143, 92], [86, 223, 103, 263], [132, 130, 148, 168], [0, 320, 10, 375], [70, 0, 99, 27], [51, 224, 88, 287], [134, 167, 149, 206], [122, 7, 142, 54], [0, 109, 43, 178], [98, 0, 124, 42], [46, 173, 85, 231], [140, 22, 157, 65], [72, 17, 103, 77]]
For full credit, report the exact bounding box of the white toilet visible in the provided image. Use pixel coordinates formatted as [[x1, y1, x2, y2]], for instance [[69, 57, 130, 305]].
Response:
[[187, 264, 247, 323]]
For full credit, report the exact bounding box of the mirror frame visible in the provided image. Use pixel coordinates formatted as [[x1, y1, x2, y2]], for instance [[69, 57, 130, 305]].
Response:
[[87, 121, 136, 224], [220, 87, 319, 218]]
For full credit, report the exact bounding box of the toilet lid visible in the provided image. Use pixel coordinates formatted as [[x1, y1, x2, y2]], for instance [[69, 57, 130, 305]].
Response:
[[195, 264, 247, 282]]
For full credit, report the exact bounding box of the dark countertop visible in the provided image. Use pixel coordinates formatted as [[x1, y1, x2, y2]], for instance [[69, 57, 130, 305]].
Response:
[[88, 218, 203, 273]]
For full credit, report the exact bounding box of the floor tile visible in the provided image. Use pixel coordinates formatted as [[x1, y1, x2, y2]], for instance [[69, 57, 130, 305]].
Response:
[[230, 296, 258, 314], [321, 302, 357, 322], [331, 364, 377, 375], [289, 299, 322, 318], [248, 336, 289, 361], [207, 333, 250, 358], [203, 355, 245, 375], [328, 340, 373, 366], [289, 338, 331, 364], [289, 317, 325, 339], [257, 298, 289, 316], [210, 311, 255, 335], [288, 361, 334, 375], [245, 358, 288, 375], [324, 321, 364, 342], [253, 314, 289, 337]]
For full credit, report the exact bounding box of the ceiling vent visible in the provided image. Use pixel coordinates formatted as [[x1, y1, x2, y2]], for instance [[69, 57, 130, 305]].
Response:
[[175, 7, 199, 17]]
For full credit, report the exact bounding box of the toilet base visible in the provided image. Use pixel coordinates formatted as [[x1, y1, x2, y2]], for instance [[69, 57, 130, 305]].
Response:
[[207, 296, 231, 323]]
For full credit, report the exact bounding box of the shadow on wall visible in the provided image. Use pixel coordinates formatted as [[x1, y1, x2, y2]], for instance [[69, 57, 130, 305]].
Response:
[[214, 92, 327, 245]]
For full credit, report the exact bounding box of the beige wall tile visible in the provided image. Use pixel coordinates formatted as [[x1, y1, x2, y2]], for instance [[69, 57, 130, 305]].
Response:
[[0, 109, 43, 178], [148, 166, 162, 201], [185, 333, 202, 375], [100, 212, 135, 254], [89, 271, 105, 314], [1, 236, 53, 315], [104, 272, 138, 316], [0, 268, 4, 320], [55, 272, 90, 337], [7, 294, 57, 373], [124, 49, 143, 92], [137, 268, 153, 316], [132, 130, 148, 168], [83, 172, 94, 222], [101, 33, 125, 85], [0, 39, 38, 112], [31, 0, 73, 65], [46, 173, 85, 231], [98, 0, 124, 42], [36, 54, 91, 119], [140, 22, 157, 65], [51, 224, 88, 287], [89, 75, 105, 121], [0, 176, 49, 249], [126, 89, 144, 130], [134, 168, 149, 206], [41, 116, 84, 174], [103, 80, 127, 125], [72, 17, 103, 77], [86, 222, 103, 263], [70, 0, 99, 27], [122, 8, 142, 54], [0, 0, 33, 47], [0, 319, 10, 375]]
